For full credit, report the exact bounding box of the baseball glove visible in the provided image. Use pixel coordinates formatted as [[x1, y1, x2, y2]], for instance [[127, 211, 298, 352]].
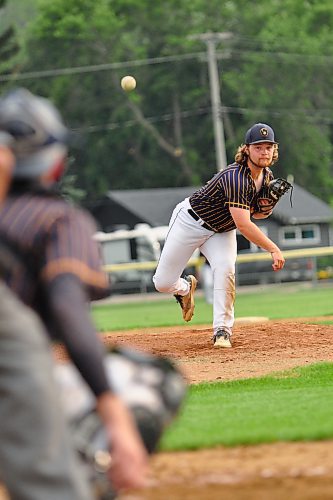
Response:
[[254, 177, 293, 215]]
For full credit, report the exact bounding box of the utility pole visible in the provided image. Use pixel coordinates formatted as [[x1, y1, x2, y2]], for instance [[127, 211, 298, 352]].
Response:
[[189, 32, 232, 171]]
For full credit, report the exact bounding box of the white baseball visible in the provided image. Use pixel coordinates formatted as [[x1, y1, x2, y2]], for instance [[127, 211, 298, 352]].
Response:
[[121, 75, 136, 92]]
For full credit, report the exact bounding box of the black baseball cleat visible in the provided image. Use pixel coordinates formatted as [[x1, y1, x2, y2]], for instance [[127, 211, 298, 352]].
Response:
[[174, 275, 198, 322], [213, 329, 232, 348]]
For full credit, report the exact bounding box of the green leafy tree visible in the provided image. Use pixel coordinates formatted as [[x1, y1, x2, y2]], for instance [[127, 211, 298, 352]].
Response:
[[14, 0, 333, 206], [220, 0, 333, 201], [0, 0, 20, 77], [21, 0, 223, 199]]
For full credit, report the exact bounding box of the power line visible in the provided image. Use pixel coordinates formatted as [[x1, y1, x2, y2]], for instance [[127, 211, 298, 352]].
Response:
[[74, 107, 211, 133], [227, 49, 333, 65], [1, 47, 333, 82], [223, 106, 333, 124], [235, 35, 333, 55], [74, 105, 333, 134], [0, 51, 206, 81]]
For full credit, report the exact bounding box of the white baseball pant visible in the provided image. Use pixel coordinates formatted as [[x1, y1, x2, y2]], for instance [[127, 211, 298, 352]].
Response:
[[153, 198, 237, 335]]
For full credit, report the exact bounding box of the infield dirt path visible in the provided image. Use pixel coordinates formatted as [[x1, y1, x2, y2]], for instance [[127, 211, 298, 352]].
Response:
[[53, 316, 333, 500]]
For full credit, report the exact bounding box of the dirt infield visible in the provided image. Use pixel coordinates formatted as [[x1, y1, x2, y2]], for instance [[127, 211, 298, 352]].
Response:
[[54, 316, 333, 499]]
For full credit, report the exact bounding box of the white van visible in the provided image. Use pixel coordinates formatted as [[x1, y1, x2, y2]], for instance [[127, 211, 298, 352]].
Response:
[[94, 224, 169, 293], [94, 224, 200, 294]]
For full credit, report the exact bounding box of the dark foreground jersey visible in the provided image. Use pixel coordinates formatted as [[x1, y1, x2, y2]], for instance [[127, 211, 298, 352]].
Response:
[[0, 187, 109, 314], [0, 185, 112, 397], [189, 163, 273, 232]]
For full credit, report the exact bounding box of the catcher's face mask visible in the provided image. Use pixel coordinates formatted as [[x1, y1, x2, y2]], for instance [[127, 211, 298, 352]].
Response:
[[0, 88, 69, 180]]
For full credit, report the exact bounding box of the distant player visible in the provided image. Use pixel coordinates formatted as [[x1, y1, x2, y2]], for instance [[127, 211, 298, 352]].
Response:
[[153, 123, 285, 348]]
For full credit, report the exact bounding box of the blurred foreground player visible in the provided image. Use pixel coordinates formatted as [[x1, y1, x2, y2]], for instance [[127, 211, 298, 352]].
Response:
[[0, 88, 148, 497], [0, 117, 98, 499]]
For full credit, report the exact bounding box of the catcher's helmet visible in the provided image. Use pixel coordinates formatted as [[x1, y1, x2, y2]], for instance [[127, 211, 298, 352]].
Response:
[[0, 88, 69, 179], [245, 123, 277, 145]]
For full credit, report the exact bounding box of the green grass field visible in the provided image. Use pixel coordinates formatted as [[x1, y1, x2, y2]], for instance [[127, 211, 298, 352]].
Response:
[[92, 285, 333, 332], [160, 363, 333, 451], [92, 285, 333, 451]]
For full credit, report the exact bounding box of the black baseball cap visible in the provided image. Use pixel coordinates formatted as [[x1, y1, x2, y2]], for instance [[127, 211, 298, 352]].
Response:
[[245, 123, 277, 145]]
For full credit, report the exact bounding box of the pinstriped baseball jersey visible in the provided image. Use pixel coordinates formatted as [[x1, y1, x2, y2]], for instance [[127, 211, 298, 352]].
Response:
[[0, 188, 109, 308], [189, 162, 273, 232]]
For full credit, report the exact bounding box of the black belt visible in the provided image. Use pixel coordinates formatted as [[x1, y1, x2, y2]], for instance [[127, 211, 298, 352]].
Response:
[[188, 209, 213, 231]]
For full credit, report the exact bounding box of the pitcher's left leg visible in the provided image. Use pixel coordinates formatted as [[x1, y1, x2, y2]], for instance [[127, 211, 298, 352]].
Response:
[[201, 230, 237, 347]]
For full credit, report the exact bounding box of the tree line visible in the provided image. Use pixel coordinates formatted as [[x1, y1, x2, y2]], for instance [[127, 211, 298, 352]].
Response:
[[1, 0, 333, 206]]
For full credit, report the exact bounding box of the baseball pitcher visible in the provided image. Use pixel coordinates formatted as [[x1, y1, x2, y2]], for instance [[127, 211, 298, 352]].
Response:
[[153, 123, 292, 347]]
